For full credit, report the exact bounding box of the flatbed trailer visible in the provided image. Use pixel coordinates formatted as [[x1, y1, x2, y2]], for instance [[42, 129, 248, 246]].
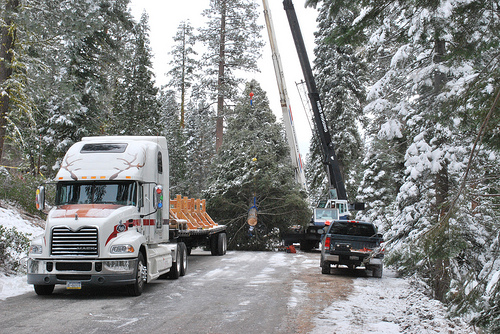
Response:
[[168, 195, 227, 256]]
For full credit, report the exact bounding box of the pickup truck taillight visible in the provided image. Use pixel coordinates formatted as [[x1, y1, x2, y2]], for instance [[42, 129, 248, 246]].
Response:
[[324, 237, 331, 249]]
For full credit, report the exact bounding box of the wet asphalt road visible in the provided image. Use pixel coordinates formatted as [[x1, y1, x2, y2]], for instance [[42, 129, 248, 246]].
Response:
[[0, 249, 360, 334]]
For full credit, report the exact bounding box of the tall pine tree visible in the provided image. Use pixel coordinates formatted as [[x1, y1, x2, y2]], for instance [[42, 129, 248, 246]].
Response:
[[110, 12, 160, 136], [167, 21, 198, 129], [198, 0, 264, 151]]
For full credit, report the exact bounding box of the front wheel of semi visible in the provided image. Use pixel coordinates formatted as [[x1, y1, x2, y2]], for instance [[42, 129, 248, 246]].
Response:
[[127, 253, 146, 296], [34, 284, 55, 296]]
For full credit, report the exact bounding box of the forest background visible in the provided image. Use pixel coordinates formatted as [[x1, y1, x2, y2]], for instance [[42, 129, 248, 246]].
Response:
[[0, 0, 499, 332]]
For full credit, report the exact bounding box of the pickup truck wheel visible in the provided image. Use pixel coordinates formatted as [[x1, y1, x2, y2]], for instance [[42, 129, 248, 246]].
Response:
[[34, 284, 55, 295], [179, 242, 187, 276], [128, 253, 146, 296], [373, 265, 383, 278], [169, 246, 181, 279], [321, 261, 331, 274]]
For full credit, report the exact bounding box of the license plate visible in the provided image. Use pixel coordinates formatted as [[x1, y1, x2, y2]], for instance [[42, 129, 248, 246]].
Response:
[[66, 281, 82, 290]]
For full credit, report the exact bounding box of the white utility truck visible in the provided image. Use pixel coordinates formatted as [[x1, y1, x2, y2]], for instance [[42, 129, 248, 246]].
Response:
[[27, 136, 225, 296]]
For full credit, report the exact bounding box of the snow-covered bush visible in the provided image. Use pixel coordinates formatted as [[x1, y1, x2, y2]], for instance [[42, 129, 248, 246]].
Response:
[[0, 225, 31, 274]]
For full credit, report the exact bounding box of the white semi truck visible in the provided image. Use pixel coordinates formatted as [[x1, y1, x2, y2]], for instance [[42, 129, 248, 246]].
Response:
[[27, 136, 226, 296]]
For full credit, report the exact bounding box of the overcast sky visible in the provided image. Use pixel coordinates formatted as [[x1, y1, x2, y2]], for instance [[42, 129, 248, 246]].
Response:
[[129, 0, 319, 157]]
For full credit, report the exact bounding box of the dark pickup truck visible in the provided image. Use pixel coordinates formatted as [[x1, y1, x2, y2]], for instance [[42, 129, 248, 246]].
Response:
[[320, 220, 384, 277]]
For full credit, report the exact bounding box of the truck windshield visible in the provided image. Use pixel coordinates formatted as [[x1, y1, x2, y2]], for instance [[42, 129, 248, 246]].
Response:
[[329, 221, 376, 237], [56, 181, 137, 206], [314, 208, 339, 221]]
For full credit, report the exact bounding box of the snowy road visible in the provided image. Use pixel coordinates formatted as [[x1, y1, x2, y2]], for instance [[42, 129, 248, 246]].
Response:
[[0, 249, 473, 334]]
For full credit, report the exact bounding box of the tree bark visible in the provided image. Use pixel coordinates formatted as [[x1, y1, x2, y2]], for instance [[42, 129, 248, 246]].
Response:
[[215, 0, 226, 152], [0, 0, 19, 163], [432, 38, 451, 302], [180, 23, 187, 129]]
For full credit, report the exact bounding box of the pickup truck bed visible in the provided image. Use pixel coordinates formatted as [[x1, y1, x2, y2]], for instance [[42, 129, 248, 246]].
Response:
[[320, 220, 384, 277]]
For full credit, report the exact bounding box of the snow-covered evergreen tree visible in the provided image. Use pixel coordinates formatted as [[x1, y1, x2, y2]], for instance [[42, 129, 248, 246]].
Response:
[[158, 88, 188, 195], [0, 0, 20, 163], [110, 12, 161, 136], [205, 80, 310, 250], [306, 2, 366, 204], [9, 0, 136, 175], [167, 21, 198, 129], [182, 99, 216, 198]]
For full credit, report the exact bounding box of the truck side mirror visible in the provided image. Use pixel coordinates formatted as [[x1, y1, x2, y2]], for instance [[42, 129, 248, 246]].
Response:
[[153, 185, 163, 210], [35, 186, 45, 211]]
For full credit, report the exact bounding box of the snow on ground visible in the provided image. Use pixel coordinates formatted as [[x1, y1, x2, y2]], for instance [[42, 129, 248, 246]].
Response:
[[310, 269, 474, 333], [0, 202, 44, 300]]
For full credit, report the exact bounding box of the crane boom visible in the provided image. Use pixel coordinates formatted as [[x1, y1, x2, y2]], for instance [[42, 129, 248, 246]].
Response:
[[262, 0, 307, 190], [282, 0, 347, 200]]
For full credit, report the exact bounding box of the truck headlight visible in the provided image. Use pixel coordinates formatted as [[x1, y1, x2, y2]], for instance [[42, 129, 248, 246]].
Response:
[[110, 244, 135, 254], [29, 244, 43, 254]]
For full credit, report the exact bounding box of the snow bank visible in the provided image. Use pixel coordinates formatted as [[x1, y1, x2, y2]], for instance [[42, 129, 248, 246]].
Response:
[[0, 202, 44, 300], [0, 274, 34, 300], [311, 269, 474, 333]]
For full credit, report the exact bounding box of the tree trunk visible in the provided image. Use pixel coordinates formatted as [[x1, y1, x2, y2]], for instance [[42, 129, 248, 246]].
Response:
[[215, 0, 226, 152], [180, 23, 187, 129], [433, 38, 449, 217], [0, 0, 19, 163], [432, 38, 451, 302], [433, 39, 446, 94]]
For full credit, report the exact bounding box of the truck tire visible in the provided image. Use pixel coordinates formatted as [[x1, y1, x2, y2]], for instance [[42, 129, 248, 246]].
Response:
[[179, 242, 187, 276], [373, 264, 383, 278], [217, 233, 227, 256], [321, 261, 331, 275], [128, 252, 146, 296], [34, 284, 55, 295], [210, 234, 218, 255], [168, 245, 182, 279], [300, 240, 313, 252]]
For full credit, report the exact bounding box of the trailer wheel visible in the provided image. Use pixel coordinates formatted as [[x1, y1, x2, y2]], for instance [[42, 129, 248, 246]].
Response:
[[128, 252, 146, 296], [34, 284, 55, 296], [210, 235, 218, 255], [300, 240, 313, 252], [210, 233, 227, 256], [217, 233, 227, 256], [179, 242, 187, 276], [168, 245, 181, 279]]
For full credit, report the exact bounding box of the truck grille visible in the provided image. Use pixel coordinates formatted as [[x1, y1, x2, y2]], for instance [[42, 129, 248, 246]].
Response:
[[51, 227, 98, 256]]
